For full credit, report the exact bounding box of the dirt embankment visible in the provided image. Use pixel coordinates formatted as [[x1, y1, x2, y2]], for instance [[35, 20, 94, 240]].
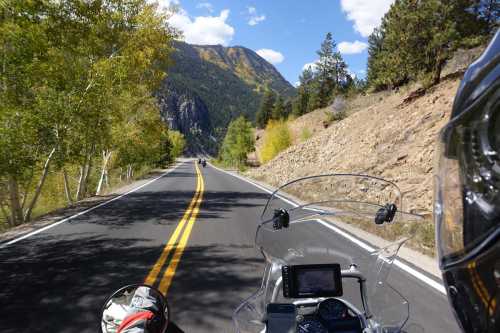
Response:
[[246, 79, 462, 255], [249, 79, 460, 214]]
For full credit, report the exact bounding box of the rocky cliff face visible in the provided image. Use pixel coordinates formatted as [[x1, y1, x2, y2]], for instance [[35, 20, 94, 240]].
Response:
[[157, 82, 213, 154], [157, 41, 295, 154]]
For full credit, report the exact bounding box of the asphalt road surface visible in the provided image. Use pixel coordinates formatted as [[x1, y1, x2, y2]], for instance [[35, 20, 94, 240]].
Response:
[[0, 161, 461, 332]]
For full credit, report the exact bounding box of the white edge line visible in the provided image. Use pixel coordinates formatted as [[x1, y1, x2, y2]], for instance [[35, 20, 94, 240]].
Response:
[[0, 162, 185, 249], [209, 163, 446, 295], [208, 163, 298, 207]]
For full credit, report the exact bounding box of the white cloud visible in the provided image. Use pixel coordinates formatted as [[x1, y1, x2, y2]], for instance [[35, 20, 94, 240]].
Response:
[[247, 6, 266, 26], [256, 49, 284, 64], [338, 40, 368, 54], [302, 61, 318, 72], [169, 9, 235, 46], [340, 0, 394, 37], [196, 2, 213, 13]]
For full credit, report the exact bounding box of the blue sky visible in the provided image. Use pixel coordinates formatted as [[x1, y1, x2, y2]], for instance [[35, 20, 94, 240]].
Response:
[[157, 1, 394, 85]]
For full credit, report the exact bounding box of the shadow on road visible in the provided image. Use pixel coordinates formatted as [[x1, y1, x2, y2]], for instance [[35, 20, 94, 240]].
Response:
[[0, 234, 262, 332], [0, 184, 269, 332]]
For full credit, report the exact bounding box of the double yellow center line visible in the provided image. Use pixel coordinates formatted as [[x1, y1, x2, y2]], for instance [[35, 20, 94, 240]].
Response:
[[144, 162, 205, 295]]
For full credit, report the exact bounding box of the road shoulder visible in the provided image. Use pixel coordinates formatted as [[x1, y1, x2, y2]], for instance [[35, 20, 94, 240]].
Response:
[[0, 163, 182, 246], [209, 163, 442, 280]]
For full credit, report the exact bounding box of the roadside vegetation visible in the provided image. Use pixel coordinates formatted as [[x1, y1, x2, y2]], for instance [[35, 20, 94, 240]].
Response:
[[367, 0, 498, 90], [259, 121, 292, 164], [0, 1, 184, 229], [217, 116, 255, 170]]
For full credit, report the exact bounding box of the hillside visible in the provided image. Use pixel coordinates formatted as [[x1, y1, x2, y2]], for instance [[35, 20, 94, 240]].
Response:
[[249, 79, 460, 214], [247, 78, 463, 254], [157, 41, 295, 154]]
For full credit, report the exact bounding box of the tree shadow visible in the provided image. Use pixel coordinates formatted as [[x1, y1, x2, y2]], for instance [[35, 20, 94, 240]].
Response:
[[0, 234, 160, 332], [0, 234, 265, 332], [0, 168, 271, 332], [165, 244, 264, 331]]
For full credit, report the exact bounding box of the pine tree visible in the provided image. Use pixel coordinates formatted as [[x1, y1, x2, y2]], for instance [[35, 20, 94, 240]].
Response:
[[256, 89, 276, 128], [366, 27, 386, 90], [366, 0, 493, 90], [272, 96, 285, 120], [316, 32, 336, 107], [292, 86, 310, 117], [315, 32, 349, 107], [283, 99, 293, 119]]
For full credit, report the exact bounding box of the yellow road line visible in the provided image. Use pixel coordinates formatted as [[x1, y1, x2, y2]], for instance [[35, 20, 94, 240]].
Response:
[[144, 163, 201, 286], [158, 163, 205, 295]]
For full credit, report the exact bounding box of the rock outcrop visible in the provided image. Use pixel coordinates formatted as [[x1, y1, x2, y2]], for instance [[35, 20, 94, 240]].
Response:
[[157, 82, 213, 154]]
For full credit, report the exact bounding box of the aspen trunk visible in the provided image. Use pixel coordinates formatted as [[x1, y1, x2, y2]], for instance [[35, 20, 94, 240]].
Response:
[[24, 148, 56, 222], [63, 168, 73, 204], [75, 166, 84, 201], [96, 150, 112, 195], [126, 165, 132, 180], [7, 176, 23, 226], [76, 152, 93, 200]]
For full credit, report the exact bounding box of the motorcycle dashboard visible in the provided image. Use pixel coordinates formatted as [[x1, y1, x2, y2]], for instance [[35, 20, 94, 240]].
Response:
[[296, 298, 362, 333]]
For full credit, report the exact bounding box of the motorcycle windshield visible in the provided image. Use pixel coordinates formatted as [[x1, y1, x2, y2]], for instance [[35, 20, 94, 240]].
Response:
[[234, 175, 420, 333]]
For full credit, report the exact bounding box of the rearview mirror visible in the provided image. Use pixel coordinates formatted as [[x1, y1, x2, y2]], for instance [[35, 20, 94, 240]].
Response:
[[101, 284, 169, 333]]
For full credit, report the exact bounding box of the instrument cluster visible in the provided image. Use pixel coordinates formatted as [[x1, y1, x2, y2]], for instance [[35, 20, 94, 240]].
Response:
[[297, 298, 361, 333]]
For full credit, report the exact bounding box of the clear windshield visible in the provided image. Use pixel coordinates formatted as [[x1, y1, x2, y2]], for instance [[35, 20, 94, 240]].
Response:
[[234, 175, 421, 333]]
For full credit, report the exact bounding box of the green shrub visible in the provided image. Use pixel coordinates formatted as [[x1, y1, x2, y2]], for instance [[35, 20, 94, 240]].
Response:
[[300, 128, 313, 141]]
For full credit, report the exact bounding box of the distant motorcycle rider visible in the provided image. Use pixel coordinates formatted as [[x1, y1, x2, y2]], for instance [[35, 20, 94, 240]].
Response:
[[434, 29, 500, 332]]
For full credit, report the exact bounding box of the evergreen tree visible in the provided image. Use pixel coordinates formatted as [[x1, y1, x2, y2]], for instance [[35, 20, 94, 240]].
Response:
[[315, 32, 349, 108], [256, 89, 276, 128], [366, 27, 386, 90], [367, 0, 494, 90], [292, 86, 310, 117], [272, 96, 285, 120], [283, 99, 293, 119]]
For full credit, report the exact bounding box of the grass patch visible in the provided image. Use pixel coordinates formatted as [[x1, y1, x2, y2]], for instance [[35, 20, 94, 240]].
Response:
[[300, 127, 313, 141]]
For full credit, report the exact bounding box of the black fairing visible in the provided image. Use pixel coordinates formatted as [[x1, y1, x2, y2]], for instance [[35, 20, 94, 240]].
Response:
[[441, 29, 500, 333], [443, 240, 500, 333]]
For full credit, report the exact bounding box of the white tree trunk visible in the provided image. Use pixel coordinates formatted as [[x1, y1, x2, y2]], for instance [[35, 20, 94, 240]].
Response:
[[75, 166, 84, 201], [24, 148, 56, 222], [76, 153, 93, 200], [126, 165, 132, 180], [96, 150, 112, 195], [8, 176, 23, 226], [63, 168, 73, 204]]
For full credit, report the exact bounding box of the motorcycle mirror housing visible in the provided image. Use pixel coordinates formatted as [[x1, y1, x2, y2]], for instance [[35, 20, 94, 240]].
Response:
[[101, 284, 169, 333]]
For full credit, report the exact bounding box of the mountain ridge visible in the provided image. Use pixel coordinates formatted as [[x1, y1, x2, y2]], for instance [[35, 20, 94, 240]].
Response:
[[157, 41, 295, 154]]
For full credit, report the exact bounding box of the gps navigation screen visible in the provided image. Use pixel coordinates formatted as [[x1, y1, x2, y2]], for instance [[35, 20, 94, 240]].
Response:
[[293, 264, 342, 297]]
